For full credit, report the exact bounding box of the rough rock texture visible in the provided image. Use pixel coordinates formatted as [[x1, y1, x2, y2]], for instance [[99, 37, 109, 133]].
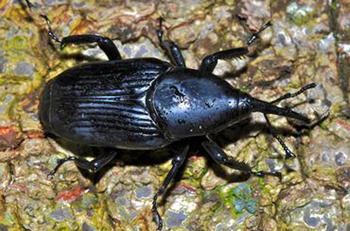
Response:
[[0, 0, 349, 230]]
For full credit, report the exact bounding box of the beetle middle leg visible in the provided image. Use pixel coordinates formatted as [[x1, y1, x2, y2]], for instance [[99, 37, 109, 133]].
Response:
[[40, 15, 122, 60], [199, 21, 271, 73], [152, 143, 189, 230], [202, 136, 281, 178], [156, 17, 186, 67], [47, 150, 118, 179]]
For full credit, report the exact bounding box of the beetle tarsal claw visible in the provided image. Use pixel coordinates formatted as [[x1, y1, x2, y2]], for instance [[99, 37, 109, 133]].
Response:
[[285, 150, 296, 159], [47, 171, 55, 180], [153, 212, 163, 230], [47, 160, 63, 179], [152, 192, 164, 230]]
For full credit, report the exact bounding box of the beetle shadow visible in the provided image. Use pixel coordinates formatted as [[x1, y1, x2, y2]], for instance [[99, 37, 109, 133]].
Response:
[[218, 47, 271, 82], [47, 115, 309, 192], [58, 53, 104, 63], [150, 117, 309, 206], [219, 52, 259, 81], [218, 118, 307, 147], [201, 118, 310, 184], [92, 149, 176, 185], [220, 66, 249, 81], [49, 138, 175, 184]]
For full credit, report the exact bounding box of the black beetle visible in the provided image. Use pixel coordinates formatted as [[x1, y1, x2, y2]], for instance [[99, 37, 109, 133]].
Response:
[[37, 14, 315, 230]]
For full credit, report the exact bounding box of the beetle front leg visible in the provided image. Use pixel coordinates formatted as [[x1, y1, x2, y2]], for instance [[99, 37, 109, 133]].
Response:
[[199, 48, 249, 73], [156, 18, 186, 67], [40, 15, 122, 60], [263, 114, 296, 159], [202, 136, 281, 178], [152, 143, 189, 230], [47, 150, 118, 179], [60, 35, 122, 60], [199, 21, 271, 73]]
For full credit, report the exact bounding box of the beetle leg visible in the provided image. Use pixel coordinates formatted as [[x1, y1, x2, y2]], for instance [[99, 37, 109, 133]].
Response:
[[202, 136, 282, 179], [60, 35, 122, 60], [40, 15, 121, 60], [246, 21, 272, 46], [156, 17, 186, 67], [199, 21, 272, 73], [199, 48, 249, 73], [47, 151, 118, 179], [152, 143, 189, 230], [263, 114, 296, 159]]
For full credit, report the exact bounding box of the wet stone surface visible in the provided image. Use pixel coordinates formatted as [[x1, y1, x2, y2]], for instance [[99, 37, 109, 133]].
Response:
[[0, 0, 350, 230], [165, 210, 187, 228]]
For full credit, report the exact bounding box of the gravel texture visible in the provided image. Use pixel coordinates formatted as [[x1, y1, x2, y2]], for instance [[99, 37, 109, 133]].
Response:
[[0, 0, 349, 230]]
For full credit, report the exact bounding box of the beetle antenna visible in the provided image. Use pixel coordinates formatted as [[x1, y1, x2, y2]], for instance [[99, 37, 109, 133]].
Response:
[[270, 83, 316, 104]]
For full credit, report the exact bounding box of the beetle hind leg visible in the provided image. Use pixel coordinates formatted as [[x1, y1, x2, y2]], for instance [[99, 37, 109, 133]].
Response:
[[152, 143, 189, 230], [202, 136, 282, 179], [47, 150, 117, 179], [40, 15, 122, 60]]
